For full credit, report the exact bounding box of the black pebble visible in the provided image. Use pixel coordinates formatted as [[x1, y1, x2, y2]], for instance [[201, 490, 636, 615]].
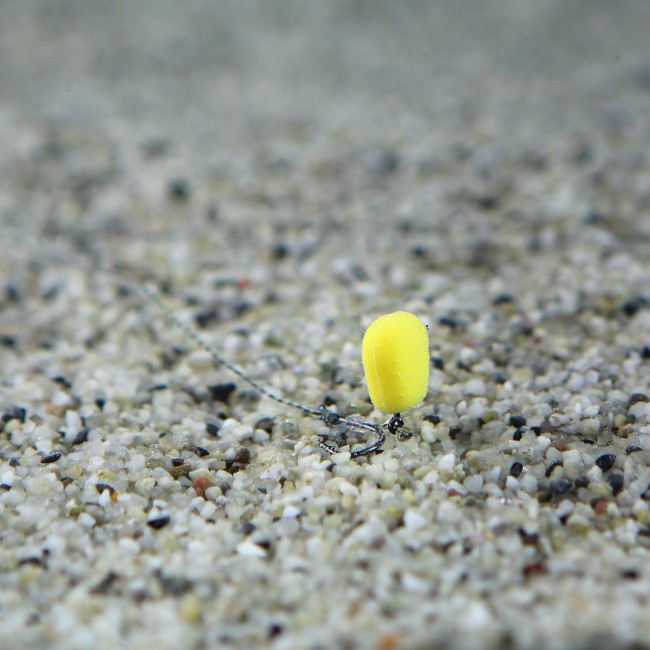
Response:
[[545, 461, 563, 478], [191, 446, 210, 457], [431, 357, 444, 371], [206, 422, 220, 437], [595, 453, 616, 472], [52, 375, 72, 388], [208, 382, 237, 402], [95, 483, 115, 495], [168, 178, 190, 200], [438, 316, 458, 329], [512, 429, 525, 441], [171, 457, 184, 467], [148, 383, 168, 392], [95, 397, 106, 410], [493, 294, 515, 306], [553, 478, 573, 496], [0, 334, 17, 348], [147, 515, 171, 530], [509, 414, 527, 428], [641, 346, 650, 359], [241, 521, 256, 535], [72, 429, 89, 446], [424, 414, 441, 425], [3, 407, 26, 424], [621, 297, 648, 317], [509, 461, 523, 478], [254, 417, 275, 433], [626, 445, 643, 455], [628, 393, 649, 407], [41, 453, 62, 464], [606, 473, 625, 495]]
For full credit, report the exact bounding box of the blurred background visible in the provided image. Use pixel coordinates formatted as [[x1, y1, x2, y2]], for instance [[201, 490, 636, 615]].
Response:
[[2, 0, 649, 146]]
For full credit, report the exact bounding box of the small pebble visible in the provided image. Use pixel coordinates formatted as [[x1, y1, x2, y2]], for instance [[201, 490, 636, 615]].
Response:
[[147, 515, 171, 530], [595, 454, 616, 473], [41, 453, 62, 464]]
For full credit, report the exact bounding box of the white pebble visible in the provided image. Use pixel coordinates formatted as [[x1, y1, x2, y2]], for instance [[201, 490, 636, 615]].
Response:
[[236, 540, 267, 557], [437, 453, 456, 474], [282, 505, 301, 518], [78, 512, 96, 528], [404, 509, 428, 532], [505, 476, 520, 490]]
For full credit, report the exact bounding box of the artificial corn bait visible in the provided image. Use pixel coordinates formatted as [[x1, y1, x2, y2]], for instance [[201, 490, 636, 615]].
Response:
[[362, 311, 429, 414], [142, 284, 423, 457]]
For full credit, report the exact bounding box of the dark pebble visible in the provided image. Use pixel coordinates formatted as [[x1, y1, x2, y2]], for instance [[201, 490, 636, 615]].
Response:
[[194, 309, 220, 329], [581, 438, 596, 445], [545, 460, 562, 478], [158, 572, 192, 596], [268, 624, 284, 640], [456, 360, 471, 372], [574, 476, 589, 488], [509, 461, 524, 478], [1, 484, 11, 491], [628, 393, 649, 407], [492, 372, 508, 384], [206, 422, 220, 437], [254, 417, 275, 433], [621, 296, 649, 317], [438, 316, 458, 329], [95, 397, 106, 410], [512, 429, 525, 441], [95, 483, 115, 495], [322, 395, 337, 407], [545, 461, 563, 478], [493, 294, 515, 306], [52, 375, 72, 389], [626, 445, 643, 455], [41, 453, 62, 464], [595, 453, 616, 472], [147, 515, 171, 530], [641, 346, 650, 359], [518, 528, 539, 545], [168, 178, 190, 201], [509, 414, 527, 428], [431, 357, 445, 371], [606, 473, 625, 495], [72, 429, 89, 446], [423, 414, 442, 425], [553, 478, 573, 496], [208, 382, 237, 402], [9, 457, 20, 467], [0, 334, 17, 348], [621, 569, 640, 580], [191, 446, 210, 457], [270, 242, 290, 261], [529, 426, 542, 436], [410, 245, 428, 258], [91, 571, 119, 594], [475, 195, 500, 210], [171, 457, 184, 467], [3, 407, 27, 424], [148, 383, 169, 392], [241, 521, 256, 535]]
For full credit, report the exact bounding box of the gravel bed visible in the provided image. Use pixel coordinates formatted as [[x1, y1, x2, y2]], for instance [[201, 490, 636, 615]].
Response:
[[1, 3, 650, 649]]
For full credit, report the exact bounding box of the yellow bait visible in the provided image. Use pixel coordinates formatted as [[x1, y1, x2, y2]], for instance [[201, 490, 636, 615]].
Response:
[[362, 311, 429, 415]]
